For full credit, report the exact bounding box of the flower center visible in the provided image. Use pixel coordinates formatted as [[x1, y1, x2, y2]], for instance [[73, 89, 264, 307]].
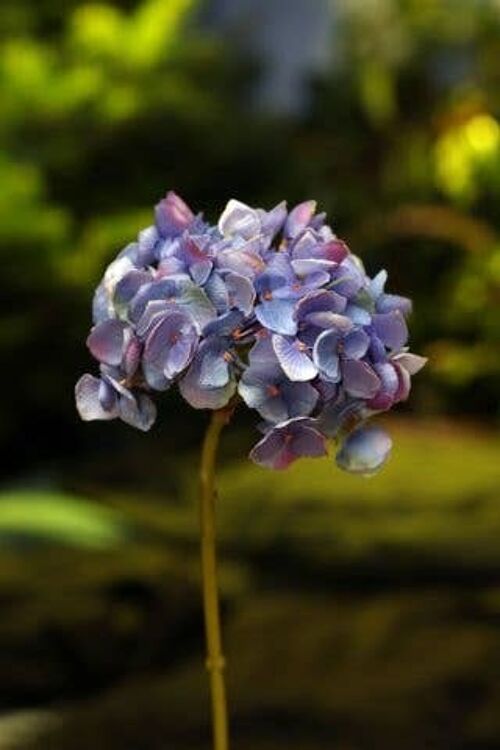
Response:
[[223, 351, 233, 363], [262, 290, 273, 301], [266, 384, 280, 398]]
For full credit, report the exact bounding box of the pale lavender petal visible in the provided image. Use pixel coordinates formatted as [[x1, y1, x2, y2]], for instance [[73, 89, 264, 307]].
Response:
[[392, 352, 427, 375], [373, 311, 408, 350], [218, 199, 261, 239], [341, 359, 381, 398], [377, 293, 412, 317], [75, 374, 118, 421], [225, 272, 256, 315], [86, 320, 127, 366], [255, 299, 298, 336], [336, 426, 392, 475], [203, 310, 244, 338], [272, 335, 318, 381]]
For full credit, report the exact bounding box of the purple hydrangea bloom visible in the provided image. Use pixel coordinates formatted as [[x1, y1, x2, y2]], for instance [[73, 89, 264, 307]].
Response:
[[76, 192, 426, 474]]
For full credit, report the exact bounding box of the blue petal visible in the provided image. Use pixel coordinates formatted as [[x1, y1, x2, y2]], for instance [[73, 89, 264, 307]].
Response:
[[312, 330, 341, 381], [343, 328, 370, 360], [336, 426, 392, 475], [272, 335, 318, 381], [119, 392, 157, 431], [255, 299, 297, 336]]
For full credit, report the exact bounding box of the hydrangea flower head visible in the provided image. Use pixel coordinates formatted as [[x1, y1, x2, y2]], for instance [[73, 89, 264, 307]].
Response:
[[76, 192, 426, 474]]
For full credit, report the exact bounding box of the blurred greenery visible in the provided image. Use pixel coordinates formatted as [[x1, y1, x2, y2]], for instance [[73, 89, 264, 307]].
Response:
[[1, 0, 500, 747]]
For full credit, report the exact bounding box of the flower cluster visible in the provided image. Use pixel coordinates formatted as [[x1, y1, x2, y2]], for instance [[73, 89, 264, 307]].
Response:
[[76, 192, 426, 474]]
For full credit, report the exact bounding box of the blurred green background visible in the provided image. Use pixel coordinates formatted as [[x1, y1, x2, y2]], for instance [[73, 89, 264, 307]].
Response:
[[1, 0, 500, 747]]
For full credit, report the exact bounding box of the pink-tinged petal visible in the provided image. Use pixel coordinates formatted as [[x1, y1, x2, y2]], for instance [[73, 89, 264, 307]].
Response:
[[336, 426, 392, 475], [285, 200, 317, 238], [290, 425, 327, 459], [392, 352, 427, 375], [249, 429, 294, 470], [86, 320, 127, 366], [218, 200, 261, 239], [272, 335, 318, 381], [341, 360, 381, 398], [394, 363, 411, 402], [75, 374, 118, 422], [372, 311, 408, 351], [155, 191, 194, 237]]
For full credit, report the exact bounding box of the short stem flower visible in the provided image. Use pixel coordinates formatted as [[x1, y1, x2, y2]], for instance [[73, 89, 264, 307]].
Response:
[[199, 406, 233, 750]]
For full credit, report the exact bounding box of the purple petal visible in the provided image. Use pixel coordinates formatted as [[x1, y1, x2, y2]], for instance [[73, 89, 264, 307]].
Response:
[[341, 359, 381, 398], [272, 335, 318, 381], [143, 312, 197, 387], [75, 374, 118, 421], [336, 426, 392, 475], [296, 290, 347, 320], [255, 299, 298, 336], [372, 311, 408, 350], [86, 320, 128, 366]]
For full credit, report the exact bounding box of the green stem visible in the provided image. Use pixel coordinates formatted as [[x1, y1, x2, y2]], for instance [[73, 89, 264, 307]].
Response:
[[199, 408, 232, 750]]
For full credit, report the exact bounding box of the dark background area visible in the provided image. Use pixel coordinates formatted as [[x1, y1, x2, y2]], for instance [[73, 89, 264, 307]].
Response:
[[0, 1, 499, 747]]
